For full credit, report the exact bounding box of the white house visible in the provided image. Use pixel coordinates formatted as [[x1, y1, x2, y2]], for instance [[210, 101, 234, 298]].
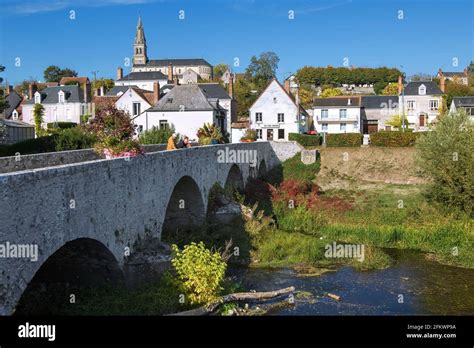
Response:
[[249, 79, 308, 141], [143, 84, 227, 141], [22, 84, 92, 126], [400, 81, 443, 130], [115, 68, 168, 92], [313, 96, 362, 134], [450, 96, 474, 120]]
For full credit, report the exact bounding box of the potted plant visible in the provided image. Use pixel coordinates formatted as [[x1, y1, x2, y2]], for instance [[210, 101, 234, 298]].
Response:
[[240, 128, 257, 142], [86, 105, 144, 158], [197, 123, 226, 145]]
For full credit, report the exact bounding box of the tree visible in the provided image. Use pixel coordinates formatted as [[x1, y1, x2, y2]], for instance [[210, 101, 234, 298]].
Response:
[[382, 82, 399, 95], [385, 114, 409, 129], [33, 103, 45, 136], [416, 109, 474, 215], [0, 66, 9, 114], [43, 65, 78, 83], [298, 86, 316, 109], [233, 78, 259, 119], [213, 64, 229, 79], [320, 87, 343, 98], [139, 125, 177, 145], [245, 51, 280, 84], [443, 80, 471, 108]]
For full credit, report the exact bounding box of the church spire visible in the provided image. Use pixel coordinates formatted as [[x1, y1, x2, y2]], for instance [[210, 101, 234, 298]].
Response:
[[133, 15, 148, 66]]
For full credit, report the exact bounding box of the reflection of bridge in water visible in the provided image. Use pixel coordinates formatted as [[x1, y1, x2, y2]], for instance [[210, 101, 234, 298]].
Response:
[[0, 141, 299, 315]]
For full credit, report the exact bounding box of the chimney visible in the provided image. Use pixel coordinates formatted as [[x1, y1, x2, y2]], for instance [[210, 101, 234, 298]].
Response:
[[100, 85, 105, 96], [28, 83, 37, 100], [173, 76, 179, 86], [228, 73, 234, 98], [440, 76, 445, 93], [168, 62, 173, 82], [398, 75, 403, 95], [6, 85, 12, 95], [83, 81, 91, 103], [117, 67, 123, 80], [284, 79, 290, 94], [153, 81, 160, 104], [464, 67, 468, 76]]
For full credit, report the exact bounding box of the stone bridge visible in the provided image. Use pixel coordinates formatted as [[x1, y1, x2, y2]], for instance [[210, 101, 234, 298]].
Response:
[[0, 141, 301, 315]]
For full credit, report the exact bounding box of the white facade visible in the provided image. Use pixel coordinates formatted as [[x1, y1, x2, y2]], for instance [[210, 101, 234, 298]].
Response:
[[142, 110, 222, 141], [400, 94, 442, 130], [313, 106, 361, 133], [249, 79, 306, 141], [22, 100, 89, 126], [115, 88, 153, 134], [115, 78, 168, 92], [231, 127, 246, 143]]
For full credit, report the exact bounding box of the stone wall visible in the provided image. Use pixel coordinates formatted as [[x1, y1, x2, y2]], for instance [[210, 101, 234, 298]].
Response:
[[268, 141, 303, 162]]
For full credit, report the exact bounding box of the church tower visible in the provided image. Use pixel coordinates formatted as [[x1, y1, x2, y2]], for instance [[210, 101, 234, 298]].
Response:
[[133, 16, 148, 66]]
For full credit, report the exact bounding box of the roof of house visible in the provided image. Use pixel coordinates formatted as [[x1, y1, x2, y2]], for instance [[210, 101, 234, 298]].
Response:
[[148, 84, 222, 112], [117, 71, 168, 82], [24, 85, 84, 104], [136, 58, 212, 68], [0, 118, 34, 128], [442, 71, 466, 77], [404, 81, 443, 95], [4, 91, 23, 118], [452, 96, 474, 107], [59, 76, 90, 85], [313, 96, 361, 107], [105, 85, 138, 96], [156, 83, 231, 100], [361, 95, 398, 109]]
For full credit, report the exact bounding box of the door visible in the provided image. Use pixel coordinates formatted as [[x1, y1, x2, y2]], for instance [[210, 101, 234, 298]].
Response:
[[419, 114, 425, 127], [267, 129, 273, 141], [367, 124, 378, 134]]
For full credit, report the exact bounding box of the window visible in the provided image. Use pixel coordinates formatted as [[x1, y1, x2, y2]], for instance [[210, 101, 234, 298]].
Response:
[[273, 97, 278, 104], [322, 123, 328, 131], [407, 101, 416, 111], [418, 84, 426, 95], [278, 113, 284, 123], [133, 102, 141, 116], [466, 107, 474, 116], [429, 100, 439, 110], [256, 129, 262, 139], [34, 92, 41, 104], [12, 110, 18, 120], [58, 91, 64, 103], [256, 112, 263, 122], [159, 120, 169, 129], [340, 109, 347, 118], [278, 129, 285, 139], [321, 109, 328, 119], [340, 123, 346, 131]]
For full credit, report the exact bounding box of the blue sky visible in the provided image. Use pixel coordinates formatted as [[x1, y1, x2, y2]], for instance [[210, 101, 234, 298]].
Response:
[[0, 0, 472, 85]]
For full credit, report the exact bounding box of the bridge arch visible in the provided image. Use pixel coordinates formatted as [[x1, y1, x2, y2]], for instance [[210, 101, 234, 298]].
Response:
[[224, 164, 245, 192], [161, 175, 206, 242], [15, 238, 123, 315]]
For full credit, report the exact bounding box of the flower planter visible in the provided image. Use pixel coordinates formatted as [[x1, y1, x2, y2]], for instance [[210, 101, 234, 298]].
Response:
[[103, 148, 144, 159], [240, 139, 255, 143]]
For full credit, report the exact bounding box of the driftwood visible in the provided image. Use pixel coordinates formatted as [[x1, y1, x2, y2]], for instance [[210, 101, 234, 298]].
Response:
[[169, 286, 295, 316]]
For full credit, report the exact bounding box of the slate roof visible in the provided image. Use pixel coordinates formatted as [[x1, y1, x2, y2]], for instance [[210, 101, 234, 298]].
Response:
[[117, 71, 168, 81], [136, 58, 212, 68], [313, 96, 361, 107], [24, 85, 84, 104], [452, 96, 474, 107], [148, 84, 221, 112], [404, 81, 443, 95], [106, 85, 138, 96], [361, 95, 398, 109], [157, 83, 231, 100], [4, 91, 23, 118], [0, 118, 34, 128], [442, 71, 466, 77]]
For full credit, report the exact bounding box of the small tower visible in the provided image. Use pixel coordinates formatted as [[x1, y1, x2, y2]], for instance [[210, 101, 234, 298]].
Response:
[[133, 16, 148, 66]]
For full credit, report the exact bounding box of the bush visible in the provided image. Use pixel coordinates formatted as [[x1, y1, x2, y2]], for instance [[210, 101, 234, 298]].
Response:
[[139, 125, 176, 145], [54, 127, 97, 151], [0, 136, 57, 157], [370, 131, 420, 147], [288, 133, 322, 147], [326, 133, 362, 147], [171, 242, 227, 305], [47, 122, 77, 130], [416, 109, 474, 216], [240, 128, 257, 142]]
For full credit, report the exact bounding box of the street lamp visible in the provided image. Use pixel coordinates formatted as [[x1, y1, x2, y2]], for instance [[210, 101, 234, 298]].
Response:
[[400, 66, 406, 132]]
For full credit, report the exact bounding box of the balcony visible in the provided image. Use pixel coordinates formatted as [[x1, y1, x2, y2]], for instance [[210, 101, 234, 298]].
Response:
[[317, 115, 358, 122]]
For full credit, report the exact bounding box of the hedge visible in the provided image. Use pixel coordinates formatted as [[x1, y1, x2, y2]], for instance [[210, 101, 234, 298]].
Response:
[[370, 131, 421, 147], [47, 122, 77, 129], [288, 133, 323, 147], [326, 133, 362, 147]]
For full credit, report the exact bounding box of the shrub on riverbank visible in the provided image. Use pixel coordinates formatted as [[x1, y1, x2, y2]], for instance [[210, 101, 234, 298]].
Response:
[[370, 131, 420, 147], [288, 133, 322, 147], [326, 133, 362, 147]]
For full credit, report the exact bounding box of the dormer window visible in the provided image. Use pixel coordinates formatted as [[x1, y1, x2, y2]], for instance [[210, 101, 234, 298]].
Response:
[[418, 84, 426, 95], [12, 110, 18, 120], [273, 97, 278, 103], [34, 91, 41, 104], [58, 90, 65, 103]]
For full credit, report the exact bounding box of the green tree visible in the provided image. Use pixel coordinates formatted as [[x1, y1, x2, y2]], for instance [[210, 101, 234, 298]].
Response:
[[385, 114, 409, 129], [33, 103, 45, 136], [443, 80, 471, 107], [233, 78, 259, 118], [298, 85, 316, 109], [213, 64, 229, 79], [416, 109, 474, 215], [0, 66, 9, 114], [382, 82, 399, 95], [245, 51, 280, 84], [321, 87, 343, 98], [139, 125, 176, 144], [44, 65, 78, 83]]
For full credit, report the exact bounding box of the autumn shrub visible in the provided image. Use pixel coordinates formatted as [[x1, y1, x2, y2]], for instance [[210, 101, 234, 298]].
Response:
[[288, 133, 322, 147], [326, 133, 362, 147], [171, 242, 227, 305], [370, 131, 420, 147]]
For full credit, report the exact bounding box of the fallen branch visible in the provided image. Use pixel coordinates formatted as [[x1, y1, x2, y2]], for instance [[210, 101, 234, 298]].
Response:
[[169, 286, 295, 316]]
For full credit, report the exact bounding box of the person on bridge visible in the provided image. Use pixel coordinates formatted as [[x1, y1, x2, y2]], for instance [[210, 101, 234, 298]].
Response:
[[177, 136, 191, 149], [167, 134, 177, 150]]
